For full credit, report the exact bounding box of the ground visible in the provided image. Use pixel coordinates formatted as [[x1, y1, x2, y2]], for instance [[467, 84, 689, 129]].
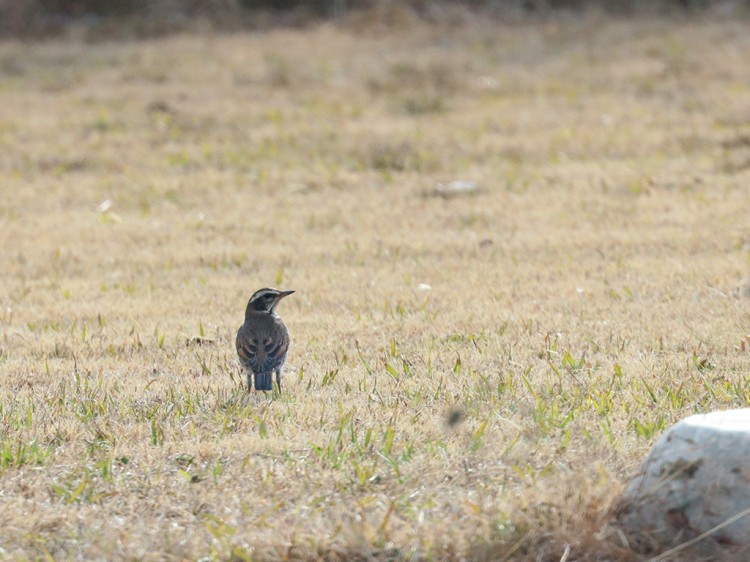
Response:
[[0, 12, 749, 561]]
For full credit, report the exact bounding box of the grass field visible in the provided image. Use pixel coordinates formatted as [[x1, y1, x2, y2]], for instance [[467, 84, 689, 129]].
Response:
[[1, 12, 749, 560]]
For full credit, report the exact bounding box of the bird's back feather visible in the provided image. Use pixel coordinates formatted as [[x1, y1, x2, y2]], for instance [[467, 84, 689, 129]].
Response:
[[236, 314, 289, 375]]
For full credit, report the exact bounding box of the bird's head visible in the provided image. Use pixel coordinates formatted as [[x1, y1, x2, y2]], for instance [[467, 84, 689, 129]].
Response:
[[246, 287, 295, 315]]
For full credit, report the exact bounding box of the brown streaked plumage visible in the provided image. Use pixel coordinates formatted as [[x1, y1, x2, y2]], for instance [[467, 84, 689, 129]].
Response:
[[236, 288, 294, 391]]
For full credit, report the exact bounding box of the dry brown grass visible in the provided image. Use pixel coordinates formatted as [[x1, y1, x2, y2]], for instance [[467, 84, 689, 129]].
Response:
[[1, 14, 749, 561]]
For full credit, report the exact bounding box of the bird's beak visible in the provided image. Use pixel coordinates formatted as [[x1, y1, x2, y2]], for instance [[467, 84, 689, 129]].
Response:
[[278, 290, 295, 299]]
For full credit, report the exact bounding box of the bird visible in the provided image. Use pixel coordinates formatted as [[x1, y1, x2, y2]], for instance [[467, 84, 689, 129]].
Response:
[[236, 288, 294, 392]]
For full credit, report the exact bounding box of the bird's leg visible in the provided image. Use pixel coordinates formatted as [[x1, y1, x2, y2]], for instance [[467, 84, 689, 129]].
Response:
[[245, 369, 253, 391], [275, 369, 282, 392]]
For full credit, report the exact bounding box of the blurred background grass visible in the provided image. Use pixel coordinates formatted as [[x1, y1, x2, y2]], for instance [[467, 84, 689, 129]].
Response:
[[2, 0, 746, 39]]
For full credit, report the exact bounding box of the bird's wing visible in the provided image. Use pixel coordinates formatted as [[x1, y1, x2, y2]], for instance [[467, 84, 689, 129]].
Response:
[[260, 335, 289, 373], [236, 323, 289, 374], [236, 328, 262, 373]]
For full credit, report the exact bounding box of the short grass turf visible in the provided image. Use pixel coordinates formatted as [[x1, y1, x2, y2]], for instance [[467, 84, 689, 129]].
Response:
[[1, 13, 750, 561]]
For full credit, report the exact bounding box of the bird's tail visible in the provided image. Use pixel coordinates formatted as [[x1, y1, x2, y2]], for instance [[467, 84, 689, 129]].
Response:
[[254, 372, 273, 391]]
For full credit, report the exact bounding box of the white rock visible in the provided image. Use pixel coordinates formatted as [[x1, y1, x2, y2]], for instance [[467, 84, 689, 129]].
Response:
[[619, 408, 750, 555], [432, 181, 479, 198]]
